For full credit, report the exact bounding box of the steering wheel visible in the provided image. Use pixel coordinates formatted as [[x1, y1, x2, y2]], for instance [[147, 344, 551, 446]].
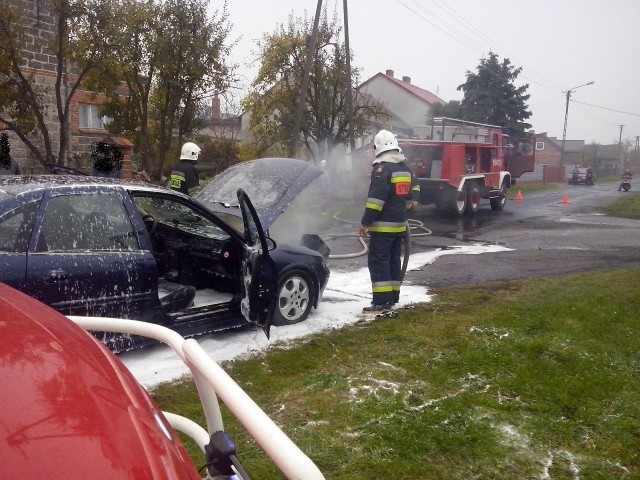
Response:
[[141, 214, 157, 235]]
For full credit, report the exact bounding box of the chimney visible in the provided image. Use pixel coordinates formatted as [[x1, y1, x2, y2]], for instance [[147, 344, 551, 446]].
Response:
[[385, 69, 394, 77], [211, 96, 221, 121], [402, 76, 411, 84]]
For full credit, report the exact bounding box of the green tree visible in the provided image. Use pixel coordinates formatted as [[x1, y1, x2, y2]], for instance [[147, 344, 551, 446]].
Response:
[[198, 138, 239, 177], [457, 51, 532, 136], [431, 100, 463, 120], [243, 9, 386, 160], [95, 0, 232, 180], [0, 0, 116, 168]]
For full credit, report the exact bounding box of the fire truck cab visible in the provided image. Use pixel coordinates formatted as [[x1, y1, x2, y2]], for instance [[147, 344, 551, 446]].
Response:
[[356, 118, 536, 216]]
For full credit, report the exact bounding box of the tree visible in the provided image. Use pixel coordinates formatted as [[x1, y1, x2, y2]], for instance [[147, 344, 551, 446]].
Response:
[[243, 9, 386, 160], [94, 0, 233, 180], [431, 100, 463, 120], [0, 0, 116, 168], [198, 138, 239, 177], [457, 51, 532, 137]]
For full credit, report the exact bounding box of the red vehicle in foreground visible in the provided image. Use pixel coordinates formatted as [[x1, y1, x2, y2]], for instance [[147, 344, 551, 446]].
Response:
[[0, 283, 324, 479], [354, 117, 536, 215]]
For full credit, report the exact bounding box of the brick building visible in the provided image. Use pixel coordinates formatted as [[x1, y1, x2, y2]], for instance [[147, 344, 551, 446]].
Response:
[[1, 0, 133, 177]]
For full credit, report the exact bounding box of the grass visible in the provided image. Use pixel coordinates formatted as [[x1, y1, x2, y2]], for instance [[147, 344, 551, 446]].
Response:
[[603, 194, 640, 219], [152, 269, 640, 479]]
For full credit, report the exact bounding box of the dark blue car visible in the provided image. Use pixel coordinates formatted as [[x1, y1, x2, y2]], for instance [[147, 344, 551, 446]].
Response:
[[0, 160, 329, 351]]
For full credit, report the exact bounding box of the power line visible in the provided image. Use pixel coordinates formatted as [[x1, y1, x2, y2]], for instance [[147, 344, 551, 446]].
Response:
[[426, 0, 563, 92], [571, 99, 640, 118]]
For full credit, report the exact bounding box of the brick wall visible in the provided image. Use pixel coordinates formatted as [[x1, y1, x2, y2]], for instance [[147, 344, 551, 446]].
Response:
[[3, 0, 133, 177]]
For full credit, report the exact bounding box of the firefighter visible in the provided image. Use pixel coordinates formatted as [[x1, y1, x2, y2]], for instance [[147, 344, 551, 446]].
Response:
[[359, 129, 419, 312], [170, 142, 201, 195]]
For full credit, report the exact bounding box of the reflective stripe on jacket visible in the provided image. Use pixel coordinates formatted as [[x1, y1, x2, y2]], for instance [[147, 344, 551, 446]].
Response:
[[361, 150, 418, 235]]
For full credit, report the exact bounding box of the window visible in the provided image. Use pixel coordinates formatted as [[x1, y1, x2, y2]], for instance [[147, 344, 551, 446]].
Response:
[[0, 202, 39, 253], [536, 142, 545, 151], [38, 194, 138, 252], [79, 104, 112, 130]]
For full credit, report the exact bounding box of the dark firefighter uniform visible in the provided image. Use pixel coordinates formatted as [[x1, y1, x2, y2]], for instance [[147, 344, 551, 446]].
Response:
[[361, 150, 420, 306], [169, 160, 200, 196]]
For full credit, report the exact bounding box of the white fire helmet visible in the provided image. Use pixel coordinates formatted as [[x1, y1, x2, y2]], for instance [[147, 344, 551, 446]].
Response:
[[180, 142, 201, 161], [373, 130, 399, 157]]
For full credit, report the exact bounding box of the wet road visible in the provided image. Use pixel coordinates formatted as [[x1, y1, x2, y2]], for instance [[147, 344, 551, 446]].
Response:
[[318, 182, 640, 289]]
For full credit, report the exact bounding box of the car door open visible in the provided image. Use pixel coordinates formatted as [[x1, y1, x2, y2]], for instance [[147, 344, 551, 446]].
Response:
[[237, 189, 277, 337]]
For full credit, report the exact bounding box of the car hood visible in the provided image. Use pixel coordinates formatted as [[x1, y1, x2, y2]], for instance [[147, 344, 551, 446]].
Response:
[[195, 158, 323, 231]]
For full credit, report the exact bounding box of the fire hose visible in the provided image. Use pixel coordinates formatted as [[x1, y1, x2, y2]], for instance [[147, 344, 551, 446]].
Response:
[[321, 208, 432, 280]]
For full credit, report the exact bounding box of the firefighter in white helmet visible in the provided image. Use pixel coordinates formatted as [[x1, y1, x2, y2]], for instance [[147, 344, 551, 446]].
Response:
[[359, 129, 420, 312], [170, 142, 201, 195]]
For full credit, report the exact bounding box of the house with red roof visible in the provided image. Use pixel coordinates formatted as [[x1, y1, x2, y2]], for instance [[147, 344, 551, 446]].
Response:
[[357, 69, 446, 139]]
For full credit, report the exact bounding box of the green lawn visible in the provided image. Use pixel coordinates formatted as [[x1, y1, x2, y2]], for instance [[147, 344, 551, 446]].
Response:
[[153, 268, 640, 479]]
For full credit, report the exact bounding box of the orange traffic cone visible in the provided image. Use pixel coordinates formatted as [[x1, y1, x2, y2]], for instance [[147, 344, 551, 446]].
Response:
[[515, 190, 524, 202], [561, 194, 570, 205]]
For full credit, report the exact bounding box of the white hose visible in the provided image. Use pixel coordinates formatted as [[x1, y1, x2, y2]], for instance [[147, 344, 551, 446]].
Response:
[[320, 208, 432, 261]]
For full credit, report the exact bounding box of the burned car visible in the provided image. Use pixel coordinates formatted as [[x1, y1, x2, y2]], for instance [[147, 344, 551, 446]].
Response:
[[0, 162, 329, 350]]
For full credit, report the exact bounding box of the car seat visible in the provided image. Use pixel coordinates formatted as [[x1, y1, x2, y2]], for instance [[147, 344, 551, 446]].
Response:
[[157, 278, 196, 313]]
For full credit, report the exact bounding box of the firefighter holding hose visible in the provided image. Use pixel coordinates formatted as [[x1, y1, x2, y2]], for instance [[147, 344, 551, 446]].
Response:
[[359, 129, 419, 312]]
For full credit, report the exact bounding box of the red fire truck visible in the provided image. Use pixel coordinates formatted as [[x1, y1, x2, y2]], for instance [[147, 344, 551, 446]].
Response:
[[355, 117, 536, 215]]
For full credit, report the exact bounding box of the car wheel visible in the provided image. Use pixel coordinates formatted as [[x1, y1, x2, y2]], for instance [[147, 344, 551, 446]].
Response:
[[273, 271, 314, 326]]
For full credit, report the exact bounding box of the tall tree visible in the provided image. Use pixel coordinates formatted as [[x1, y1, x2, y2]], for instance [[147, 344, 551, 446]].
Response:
[[457, 51, 532, 136], [95, 0, 232, 179], [243, 9, 386, 160], [0, 0, 115, 168]]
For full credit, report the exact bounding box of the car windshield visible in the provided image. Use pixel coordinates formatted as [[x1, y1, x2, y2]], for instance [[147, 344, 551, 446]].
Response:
[[133, 196, 229, 239]]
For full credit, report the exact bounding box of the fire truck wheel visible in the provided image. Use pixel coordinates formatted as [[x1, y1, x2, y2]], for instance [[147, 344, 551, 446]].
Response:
[[466, 185, 480, 215], [490, 181, 508, 211], [453, 188, 467, 216]]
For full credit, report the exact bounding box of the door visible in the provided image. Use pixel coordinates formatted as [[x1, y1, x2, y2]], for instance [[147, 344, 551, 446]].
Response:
[[25, 189, 158, 320], [507, 136, 536, 178], [0, 201, 40, 293], [237, 189, 277, 337]]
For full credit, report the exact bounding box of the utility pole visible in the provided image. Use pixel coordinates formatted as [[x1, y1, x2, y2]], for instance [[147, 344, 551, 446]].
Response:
[[618, 125, 625, 173], [561, 81, 594, 165], [289, 0, 323, 158], [343, 0, 355, 152]]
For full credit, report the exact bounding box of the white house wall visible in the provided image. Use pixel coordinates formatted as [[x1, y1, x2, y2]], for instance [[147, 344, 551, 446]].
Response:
[[360, 78, 431, 135]]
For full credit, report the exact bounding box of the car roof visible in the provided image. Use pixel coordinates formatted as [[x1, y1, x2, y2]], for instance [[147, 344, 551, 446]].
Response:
[[0, 283, 200, 478], [0, 175, 177, 206]]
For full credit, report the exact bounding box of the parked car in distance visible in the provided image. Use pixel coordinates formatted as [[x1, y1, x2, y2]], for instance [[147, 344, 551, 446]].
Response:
[[0, 168, 330, 351], [568, 167, 595, 186], [0, 282, 325, 480]]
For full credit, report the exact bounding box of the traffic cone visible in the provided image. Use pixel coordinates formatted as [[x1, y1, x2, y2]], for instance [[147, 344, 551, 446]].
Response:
[[561, 194, 570, 205], [515, 190, 524, 202]]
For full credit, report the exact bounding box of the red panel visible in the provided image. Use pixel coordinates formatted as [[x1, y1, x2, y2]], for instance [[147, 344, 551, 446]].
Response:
[[441, 144, 466, 185], [0, 284, 200, 480]]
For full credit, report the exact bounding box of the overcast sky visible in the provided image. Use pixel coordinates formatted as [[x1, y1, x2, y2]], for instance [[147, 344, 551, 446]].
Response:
[[218, 0, 640, 147]]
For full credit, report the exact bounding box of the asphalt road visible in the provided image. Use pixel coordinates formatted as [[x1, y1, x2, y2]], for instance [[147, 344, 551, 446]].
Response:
[[318, 181, 640, 290]]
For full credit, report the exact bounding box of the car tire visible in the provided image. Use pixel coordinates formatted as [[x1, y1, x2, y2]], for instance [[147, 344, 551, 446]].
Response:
[[272, 270, 315, 326]]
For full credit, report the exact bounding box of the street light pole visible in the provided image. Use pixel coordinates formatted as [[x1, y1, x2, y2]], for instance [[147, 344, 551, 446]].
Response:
[[561, 81, 594, 165]]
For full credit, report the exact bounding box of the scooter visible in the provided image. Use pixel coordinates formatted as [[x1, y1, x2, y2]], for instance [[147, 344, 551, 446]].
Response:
[[620, 175, 632, 192]]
